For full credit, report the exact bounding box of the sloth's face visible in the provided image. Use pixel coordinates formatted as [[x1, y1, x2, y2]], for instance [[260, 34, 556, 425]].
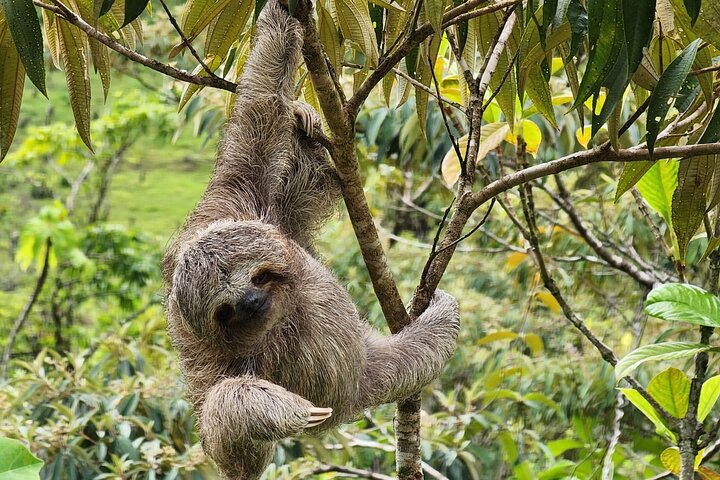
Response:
[[170, 220, 298, 353]]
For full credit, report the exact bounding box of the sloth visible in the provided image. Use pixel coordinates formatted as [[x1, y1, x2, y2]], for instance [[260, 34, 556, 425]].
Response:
[[162, 1, 461, 478]]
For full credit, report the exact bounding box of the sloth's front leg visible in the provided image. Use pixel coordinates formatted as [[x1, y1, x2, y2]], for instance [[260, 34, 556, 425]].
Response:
[[199, 376, 332, 447]]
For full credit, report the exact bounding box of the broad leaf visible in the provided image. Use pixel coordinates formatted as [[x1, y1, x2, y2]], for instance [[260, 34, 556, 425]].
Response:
[[122, 0, 148, 26], [441, 122, 510, 186], [636, 159, 678, 226], [424, 0, 445, 34], [0, 0, 44, 95], [615, 342, 712, 379], [336, 0, 378, 68], [670, 0, 720, 50], [204, 0, 253, 61], [683, 0, 701, 25], [672, 156, 711, 262], [698, 375, 720, 422], [660, 447, 681, 474], [0, 437, 43, 479], [647, 367, 690, 418], [646, 39, 701, 156], [57, 18, 92, 150], [619, 388, 676, 440], [0, 14, 25, 162], [645, 283, 720, 328], [570, 0, 623, 109]]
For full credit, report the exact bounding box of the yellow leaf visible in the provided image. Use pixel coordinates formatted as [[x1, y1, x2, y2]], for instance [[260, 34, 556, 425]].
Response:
[[575, 127, 591, 148], [89, 38, 111, 100], [441, 122, 510, 187], [318, 2, 342, 72], [504, 118, 541, 154], [57, 17, 92, 150], [522, 333, 543, 355], [660, 447, 681, 474], [0, 17, 26, 162], [535, 291, 561, 314], [505, 251, 527, 271], [42, 9, 60, 68], [478, 331, 518, 346]]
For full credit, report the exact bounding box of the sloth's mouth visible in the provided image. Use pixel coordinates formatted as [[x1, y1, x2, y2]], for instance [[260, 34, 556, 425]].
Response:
[[215, 295, 271, 328]]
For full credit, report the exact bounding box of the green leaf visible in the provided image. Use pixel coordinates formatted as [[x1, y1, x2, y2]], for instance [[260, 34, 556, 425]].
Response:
[[646, 39, 701, 156], [0, 15, 25, 163], [204, 0, 253, 61], [498, 431, 518, 463], [336, 0, 379, 67], [615, 161, 653, 200], [619, 388, 677, 441], [615, 342, 713, 379], [672, 155, 711, 262], [122, 0, 148, 26], [424, 0, 445, 34], [0, 437, 43, 479], [670, 0, 720, 50], [698, 375, 720, 422], [684, 0, 701, 26], [699, 100, 720, 145], [645, 283, 720, 328], [57, 17, 92, 150], [0, 0, 45, 95], [98, 0, 115, 17], [570, 0, 623, 109], [647, 367, 690, 418], [636, 159, 679, 226], [478, 10, 518, 128]]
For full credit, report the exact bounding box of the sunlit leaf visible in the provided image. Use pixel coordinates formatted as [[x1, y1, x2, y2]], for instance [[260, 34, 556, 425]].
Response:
[[478, 331, 518, 346], [648, 367, 690, 418], [0, 437, 43, 478], [660, 447, 681, 474], [535, 291, 561, 314], [636, 159, 679, 226], [523, 333, 544, 355], [615, 342, 713, 379], [204, 0, 253, 61], [336, 0, 378, 67], [619, 388, 677, 441], [441, 122, 510, 187], [645, 283, 720, 328], [498, 431, 518, 463], [698, 375, 720, 422]]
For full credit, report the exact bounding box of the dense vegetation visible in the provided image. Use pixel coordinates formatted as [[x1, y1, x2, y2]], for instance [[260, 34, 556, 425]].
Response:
[[2, 0, 720, 478]]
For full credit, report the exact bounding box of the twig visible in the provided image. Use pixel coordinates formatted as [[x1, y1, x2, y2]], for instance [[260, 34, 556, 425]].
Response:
[[514, 141, 678, 429], [303, 464, 395, 480], [158, 0, 215, 77], [1, 238, 52, 380], [602, 392, 626, 480], [393, 67, 465, 112], [630, 188, 673, 257], [34, 0, 237, 92]]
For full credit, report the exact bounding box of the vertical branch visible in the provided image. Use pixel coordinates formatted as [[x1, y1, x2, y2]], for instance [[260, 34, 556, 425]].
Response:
[[1, 238, 52, 380]]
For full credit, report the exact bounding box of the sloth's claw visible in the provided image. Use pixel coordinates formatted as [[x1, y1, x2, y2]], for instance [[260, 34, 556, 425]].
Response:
[[293, 102, 321, 139], [306, 407, 333, 428]]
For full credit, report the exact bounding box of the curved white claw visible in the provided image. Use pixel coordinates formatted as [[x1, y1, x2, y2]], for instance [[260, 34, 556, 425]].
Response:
[[293, 102, 320, 139], [306, 406, 333, 428]]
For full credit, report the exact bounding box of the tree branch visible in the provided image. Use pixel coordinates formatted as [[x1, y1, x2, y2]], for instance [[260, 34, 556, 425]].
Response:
[[34, 1, 237, 92]]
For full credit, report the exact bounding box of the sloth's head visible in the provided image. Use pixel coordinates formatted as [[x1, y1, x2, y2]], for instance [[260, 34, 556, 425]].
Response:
[[170, 220, 299, 353]]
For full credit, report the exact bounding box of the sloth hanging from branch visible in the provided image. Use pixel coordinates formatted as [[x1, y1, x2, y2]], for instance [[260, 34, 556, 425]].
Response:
[[162, 0, 460, 477]]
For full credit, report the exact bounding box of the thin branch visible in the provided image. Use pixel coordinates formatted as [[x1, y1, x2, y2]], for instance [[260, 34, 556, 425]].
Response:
[[630, 188, 673, 257], [158, 0, 215, 77], [469, 142, 720, 211], [514, 142, 678, 428], [347, 0, 519, 116], [303, 464, 395, 480], [34, 1, 237, 92], [1, 238, 52, 380], [393, 67, 465, 112]]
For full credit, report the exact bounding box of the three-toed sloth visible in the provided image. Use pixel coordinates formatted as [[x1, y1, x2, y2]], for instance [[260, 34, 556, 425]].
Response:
[[162, 1, 460, 478]]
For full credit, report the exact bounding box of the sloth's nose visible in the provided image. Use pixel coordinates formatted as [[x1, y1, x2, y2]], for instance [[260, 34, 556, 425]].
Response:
[[235, 289, 269, 319]]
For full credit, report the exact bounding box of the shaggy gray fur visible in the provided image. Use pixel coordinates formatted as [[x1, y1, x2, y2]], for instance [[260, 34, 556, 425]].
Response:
[[163, 2, 460, 478]]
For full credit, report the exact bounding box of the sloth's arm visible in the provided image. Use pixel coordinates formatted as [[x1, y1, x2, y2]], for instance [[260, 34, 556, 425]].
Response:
[[198, 377, 331, 448], [356, 291, 460, 408]]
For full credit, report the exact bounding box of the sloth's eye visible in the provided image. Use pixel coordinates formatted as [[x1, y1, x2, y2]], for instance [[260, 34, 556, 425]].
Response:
[[252, 271, 272, 285]]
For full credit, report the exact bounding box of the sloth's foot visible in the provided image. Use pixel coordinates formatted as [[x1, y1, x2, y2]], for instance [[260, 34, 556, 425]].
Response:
[[306, 406, 333, 428], [293, 101, 321, 139]]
